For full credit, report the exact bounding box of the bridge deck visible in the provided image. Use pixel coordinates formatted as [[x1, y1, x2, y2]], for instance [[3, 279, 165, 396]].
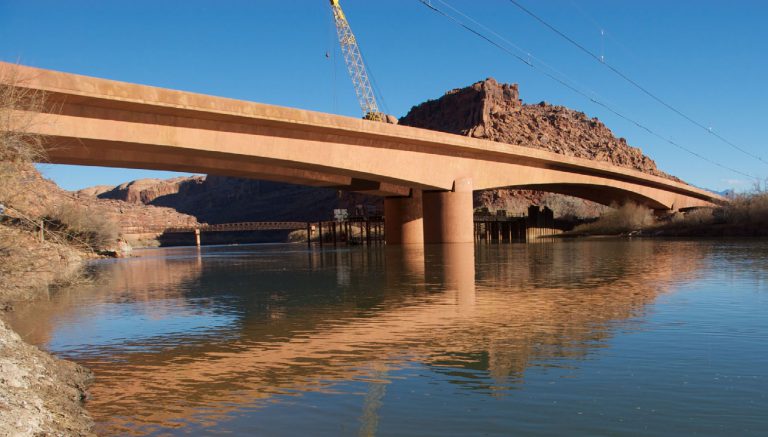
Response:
[[1, 62, 724, 211]]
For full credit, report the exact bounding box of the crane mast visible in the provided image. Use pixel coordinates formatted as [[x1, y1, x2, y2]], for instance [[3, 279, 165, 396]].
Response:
[[329, 0, 383, 122]]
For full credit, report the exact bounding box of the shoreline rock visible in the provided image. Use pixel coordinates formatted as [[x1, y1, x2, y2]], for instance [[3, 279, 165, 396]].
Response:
[[1, 224, 95, 436], [0, 319, 94, 436]]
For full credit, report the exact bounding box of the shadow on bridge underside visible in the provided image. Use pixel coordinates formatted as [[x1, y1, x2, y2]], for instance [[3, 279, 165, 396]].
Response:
[[44, 137, 413, 197], [496, 183, 671, 209], [46, 135, 701, 212]]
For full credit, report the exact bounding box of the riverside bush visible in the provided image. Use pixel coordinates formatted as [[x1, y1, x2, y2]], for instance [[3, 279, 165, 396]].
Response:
[[572, 202, 655, 234], [724, 188, 768, 226], [43, 202, 119, 251]]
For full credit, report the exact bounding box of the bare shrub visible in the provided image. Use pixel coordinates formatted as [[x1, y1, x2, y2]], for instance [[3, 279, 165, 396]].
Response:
[[573, 202, 654, 234], [723, 188, 768, 226], [0, 65, 48, 210], [0, 72, 46, 162], [672, 208, 716, 226], [0, 225, 88, 301], [43, 202, 120, 251], [1, 68, 121, 252]]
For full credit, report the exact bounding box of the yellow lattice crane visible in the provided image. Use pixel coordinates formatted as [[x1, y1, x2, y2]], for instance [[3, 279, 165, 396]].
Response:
[[329, 0, 387, 122]]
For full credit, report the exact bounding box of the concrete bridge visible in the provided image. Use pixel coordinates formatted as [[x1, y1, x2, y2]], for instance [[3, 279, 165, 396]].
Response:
[[1, 62, 723, 244]]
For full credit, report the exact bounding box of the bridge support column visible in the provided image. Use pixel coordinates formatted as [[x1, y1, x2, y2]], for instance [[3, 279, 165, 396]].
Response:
[[422, 178, 474, 244], [384, 190, 424, 245]]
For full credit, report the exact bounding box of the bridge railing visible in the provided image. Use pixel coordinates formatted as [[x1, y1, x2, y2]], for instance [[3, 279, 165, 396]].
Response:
[[123, 221, 309, 234]]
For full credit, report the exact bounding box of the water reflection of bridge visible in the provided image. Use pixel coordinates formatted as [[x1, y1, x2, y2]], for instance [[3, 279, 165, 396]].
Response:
[[8, 241, 709, 434]]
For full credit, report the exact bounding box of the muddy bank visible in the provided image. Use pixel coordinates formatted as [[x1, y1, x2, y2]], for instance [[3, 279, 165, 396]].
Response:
[[1, 225, 95, 436]]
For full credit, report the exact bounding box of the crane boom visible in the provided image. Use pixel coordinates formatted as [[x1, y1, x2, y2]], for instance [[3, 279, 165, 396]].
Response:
[[329, 0, 383, 121]]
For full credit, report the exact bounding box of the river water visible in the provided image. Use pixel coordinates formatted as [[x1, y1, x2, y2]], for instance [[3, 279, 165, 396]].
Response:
[[7, 240, 768, 436]]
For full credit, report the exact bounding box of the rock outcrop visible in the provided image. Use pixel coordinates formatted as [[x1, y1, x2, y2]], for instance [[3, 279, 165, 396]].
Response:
[[474, 189, 606, 219], [400, 78, 675, 180], [15, 166, 200, 235], [74, 185, 113, 198], [95, 176, 205, 205], [0, 318, 94, 436]]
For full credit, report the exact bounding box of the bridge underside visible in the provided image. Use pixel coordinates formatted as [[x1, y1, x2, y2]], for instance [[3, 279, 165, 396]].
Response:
[[46, 138, 412, 197], [500, 183, 670, 210], [3, 62, 722, 245], [43, 135, 703, 213]]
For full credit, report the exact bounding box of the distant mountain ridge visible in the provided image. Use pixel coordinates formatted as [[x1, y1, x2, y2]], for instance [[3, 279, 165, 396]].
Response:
[[84, 176, 381, 224]]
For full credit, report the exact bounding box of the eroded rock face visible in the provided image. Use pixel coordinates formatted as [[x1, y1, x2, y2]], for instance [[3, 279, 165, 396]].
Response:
[[97, 176, 206, 204], [400, 79, 522, 138], [400, 78, 675, 180], [90, 176, 382, 224], [14, 166, 201, 233], [474, 188, 607, 219], [75, 185, 114, 198], [0, 319, 94, 436]]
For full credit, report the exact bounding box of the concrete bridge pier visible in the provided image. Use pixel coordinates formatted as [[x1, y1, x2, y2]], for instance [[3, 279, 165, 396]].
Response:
[[384, 190, 424, 245], [422, 178, 474, 244]]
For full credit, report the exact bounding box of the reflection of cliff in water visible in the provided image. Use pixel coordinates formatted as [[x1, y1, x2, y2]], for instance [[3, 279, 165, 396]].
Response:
[[7, 252, 205, 348], [7, 241, 709, 434]]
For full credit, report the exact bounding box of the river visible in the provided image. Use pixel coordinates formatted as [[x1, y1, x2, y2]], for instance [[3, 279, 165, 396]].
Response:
[[6, 240, 768, 436]]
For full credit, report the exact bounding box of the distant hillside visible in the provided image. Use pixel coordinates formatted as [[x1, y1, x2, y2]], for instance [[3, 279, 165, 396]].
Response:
[[88, 176, 382, 224]]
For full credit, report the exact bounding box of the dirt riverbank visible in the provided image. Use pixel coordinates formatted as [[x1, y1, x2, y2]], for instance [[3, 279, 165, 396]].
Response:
[[0, 319, 94, 436], [0, 224, 95, 436]]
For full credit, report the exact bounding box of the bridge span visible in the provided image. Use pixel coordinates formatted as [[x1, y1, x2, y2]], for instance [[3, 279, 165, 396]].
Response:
[[1, 62, 723, 245]]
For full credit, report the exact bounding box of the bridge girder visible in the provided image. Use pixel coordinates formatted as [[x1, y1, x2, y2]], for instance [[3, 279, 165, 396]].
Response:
[[2, 62, 722, 212]]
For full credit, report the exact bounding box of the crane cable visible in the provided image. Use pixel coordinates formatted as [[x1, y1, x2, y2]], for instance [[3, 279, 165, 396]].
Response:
[[360, 50, 391, 116], [327, 8, 338, 114], [415, 0, 758, 180], [506, 0, 768, 166]]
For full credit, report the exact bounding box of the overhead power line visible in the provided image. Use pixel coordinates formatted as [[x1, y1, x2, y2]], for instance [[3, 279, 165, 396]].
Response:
[[506, 0, 768, 166], [433, 0, 613, 107], [415, 0, 758, 180]]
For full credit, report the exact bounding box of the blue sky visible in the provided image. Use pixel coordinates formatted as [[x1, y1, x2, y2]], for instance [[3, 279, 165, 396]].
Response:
[[2, 0, 766, 192]]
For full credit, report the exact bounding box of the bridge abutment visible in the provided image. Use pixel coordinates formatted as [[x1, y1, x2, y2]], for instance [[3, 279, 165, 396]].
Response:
[[422, 178, 474, 244], [384, 190, 424, 245]]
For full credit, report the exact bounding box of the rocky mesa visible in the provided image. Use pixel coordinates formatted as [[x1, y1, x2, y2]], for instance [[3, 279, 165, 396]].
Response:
[[400, 78, 676, 180]]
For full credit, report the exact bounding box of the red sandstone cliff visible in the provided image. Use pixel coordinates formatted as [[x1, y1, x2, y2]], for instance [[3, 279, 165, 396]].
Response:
[[397, 78, 682, 215], [96, 176, 204, 204], [81, 176, 382, 224], [13, 166, 201, 233], [399, 78, 675, 180]]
